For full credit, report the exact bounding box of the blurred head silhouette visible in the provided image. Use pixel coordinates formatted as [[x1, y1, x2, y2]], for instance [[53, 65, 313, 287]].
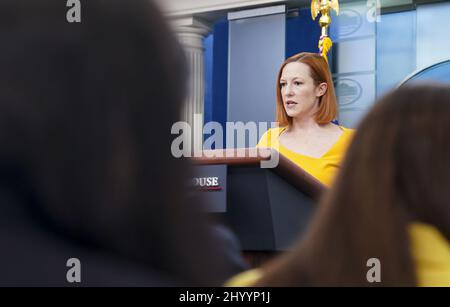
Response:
[[0, 0, 240, 286]]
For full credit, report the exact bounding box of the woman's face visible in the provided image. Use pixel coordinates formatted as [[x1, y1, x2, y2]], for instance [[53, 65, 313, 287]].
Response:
[[279, 62, 327, 120]]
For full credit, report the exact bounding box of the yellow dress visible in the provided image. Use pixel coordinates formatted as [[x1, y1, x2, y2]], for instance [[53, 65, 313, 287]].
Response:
[[226, 223, 450, 287], [257, 126, 354, 186]]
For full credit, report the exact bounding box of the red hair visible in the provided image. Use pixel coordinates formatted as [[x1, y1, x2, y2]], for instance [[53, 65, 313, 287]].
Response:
[[276, 52, 338, 126]]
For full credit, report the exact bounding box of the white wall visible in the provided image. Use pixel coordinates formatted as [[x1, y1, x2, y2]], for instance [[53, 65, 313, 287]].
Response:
[[416, 2, 450, 70]]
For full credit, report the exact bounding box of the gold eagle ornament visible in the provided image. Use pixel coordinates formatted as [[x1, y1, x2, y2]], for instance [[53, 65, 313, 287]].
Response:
[[311, 0, 340, 63]]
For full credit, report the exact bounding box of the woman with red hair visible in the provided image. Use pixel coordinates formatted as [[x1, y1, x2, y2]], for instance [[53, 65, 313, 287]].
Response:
[[258, 52, 354, 186]]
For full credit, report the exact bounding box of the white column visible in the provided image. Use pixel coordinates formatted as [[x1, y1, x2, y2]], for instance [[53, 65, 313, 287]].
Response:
[[172, 17, 211, 153]]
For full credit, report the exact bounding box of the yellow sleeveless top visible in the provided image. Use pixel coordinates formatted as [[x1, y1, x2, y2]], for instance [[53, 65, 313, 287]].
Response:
[[257, 126, 354, 186], [226, 223, 450, 287]]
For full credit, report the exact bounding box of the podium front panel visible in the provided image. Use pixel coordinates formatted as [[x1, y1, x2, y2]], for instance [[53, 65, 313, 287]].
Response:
[[193, 163, 317, 251]]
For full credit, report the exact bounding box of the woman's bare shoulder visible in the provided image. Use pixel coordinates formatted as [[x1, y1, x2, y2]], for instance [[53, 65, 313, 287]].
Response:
[[323, 122, 344, 135]]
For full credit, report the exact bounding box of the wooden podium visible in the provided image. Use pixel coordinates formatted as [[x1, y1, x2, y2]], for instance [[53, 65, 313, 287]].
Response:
[[191, 148, 325, 253]]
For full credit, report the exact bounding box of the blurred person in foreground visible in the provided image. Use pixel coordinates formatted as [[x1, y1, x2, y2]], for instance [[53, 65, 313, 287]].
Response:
[[228, 84, 450, 286], [0, 0, 244, 286]]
